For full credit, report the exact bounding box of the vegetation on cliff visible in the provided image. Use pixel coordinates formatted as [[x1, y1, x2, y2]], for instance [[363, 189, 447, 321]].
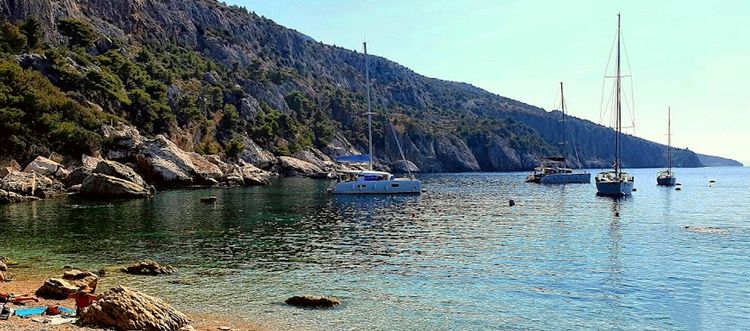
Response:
[[0, 0, 723, 170]]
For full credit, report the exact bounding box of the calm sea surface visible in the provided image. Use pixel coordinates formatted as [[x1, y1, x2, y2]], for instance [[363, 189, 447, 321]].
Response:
[[1, 167, 749, 330]]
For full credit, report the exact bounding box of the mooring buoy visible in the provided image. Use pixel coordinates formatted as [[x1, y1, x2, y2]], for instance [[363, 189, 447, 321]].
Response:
[[509, 199, 516, 207]]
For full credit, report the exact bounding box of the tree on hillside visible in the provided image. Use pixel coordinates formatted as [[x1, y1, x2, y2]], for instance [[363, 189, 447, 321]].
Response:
[[0, 22, 27, 53], [20, 18, 43, 49], [57, 18, 97, 48]]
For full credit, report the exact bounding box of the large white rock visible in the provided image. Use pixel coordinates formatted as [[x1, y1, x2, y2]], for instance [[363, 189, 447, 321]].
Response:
[[136, 135, 223, 186], [0, 170, 54, 196], [276, 156, 323, 176], [94, 160, 149, 188], [238, 137, 277, 169], [292, 149, 333, 170], [23, 156, 69, 178], [80, 174, 150, 198]]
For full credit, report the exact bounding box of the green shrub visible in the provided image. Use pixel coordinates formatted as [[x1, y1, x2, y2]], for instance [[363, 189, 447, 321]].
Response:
[[0, 22, 27, 53], [58, 18, 97, 48]]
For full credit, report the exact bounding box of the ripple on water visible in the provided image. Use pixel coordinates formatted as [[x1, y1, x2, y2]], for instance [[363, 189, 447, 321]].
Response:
[[1, 168, 750, 329]]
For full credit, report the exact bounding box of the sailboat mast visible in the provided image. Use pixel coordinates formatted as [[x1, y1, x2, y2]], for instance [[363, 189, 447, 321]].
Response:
[[615, 13, 622, 176], [668, 106, 672, 172], [364, 41, 373, 171], [560, 82, 566, 156]]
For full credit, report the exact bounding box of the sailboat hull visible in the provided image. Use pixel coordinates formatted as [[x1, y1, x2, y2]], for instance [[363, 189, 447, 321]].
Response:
[[332, 178, 422, 194], [540, 173, 591, 184], [657, 176, 677, 186], [596, 181, 634, 197]]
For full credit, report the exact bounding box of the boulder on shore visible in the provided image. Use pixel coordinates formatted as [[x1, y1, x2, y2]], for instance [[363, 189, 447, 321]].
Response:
[[94, 160, 149, 188], [238, 136, 277, 169], [80, 174, 150, 198], [122, 260, 178, 275], [240, 165, 271, 186], [79, 286, 190, 331], [64, 167, 93, 188], [276, 156, 323, 177], [23, 156, 69, 179], [285, 295, 341, 308], [136, 135, 223, 186], [0, 170, 55, 197], [392, 160, 421, 173]]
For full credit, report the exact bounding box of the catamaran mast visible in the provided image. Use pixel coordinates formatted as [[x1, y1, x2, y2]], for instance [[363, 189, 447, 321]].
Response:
[[615, 13, 622, 176], [668, 106, 672, 172], [560, 82, 566, 155], [364, 41, 373, 171]]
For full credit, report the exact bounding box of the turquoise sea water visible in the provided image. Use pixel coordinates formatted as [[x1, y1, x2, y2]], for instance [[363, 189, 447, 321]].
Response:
[[1, 167, 749, 330]]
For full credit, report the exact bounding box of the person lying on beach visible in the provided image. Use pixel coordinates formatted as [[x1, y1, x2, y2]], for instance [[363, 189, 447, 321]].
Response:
[[68, 286, 97, 316], [0, 292, 40, 304]]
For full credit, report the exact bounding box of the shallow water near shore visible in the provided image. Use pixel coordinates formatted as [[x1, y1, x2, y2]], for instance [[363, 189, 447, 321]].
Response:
[[2, 167, 749, 330]]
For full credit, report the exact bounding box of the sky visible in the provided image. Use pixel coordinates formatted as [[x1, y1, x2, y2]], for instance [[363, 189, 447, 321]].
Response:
[[230, 0, 750, 165]]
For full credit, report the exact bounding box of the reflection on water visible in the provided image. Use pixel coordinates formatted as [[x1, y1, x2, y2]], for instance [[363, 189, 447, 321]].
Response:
[[1, 168, 750, 330]]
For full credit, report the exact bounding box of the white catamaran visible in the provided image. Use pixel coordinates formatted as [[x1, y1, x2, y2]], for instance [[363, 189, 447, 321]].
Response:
[[595, 14, 635, 197], [657, 107, 677, 186], [526, 82, 591, 184], [330, 42, 422, 194]]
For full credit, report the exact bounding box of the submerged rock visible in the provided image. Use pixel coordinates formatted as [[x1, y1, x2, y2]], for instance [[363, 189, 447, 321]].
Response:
[[122, 260, 178, 276], [80, 174, 150, 198], [285, 295, 341, 308], [684, 226, 727, 234], [0, 189, 39, 204], [79, 286, 190, 331]]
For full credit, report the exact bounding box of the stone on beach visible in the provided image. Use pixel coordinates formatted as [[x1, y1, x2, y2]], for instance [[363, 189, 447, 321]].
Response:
[[80, 173, 151, 198], [35, 269, 99, 299], [36, 270, 99, 299], [79, 285, 190, 331], [122, 260, 178, 275], [285, 295, 341, 308]]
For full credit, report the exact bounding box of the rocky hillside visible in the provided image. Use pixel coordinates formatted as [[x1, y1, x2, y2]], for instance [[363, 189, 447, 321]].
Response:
[[0, 0, 732, 171], [697, 153, 743, 167]]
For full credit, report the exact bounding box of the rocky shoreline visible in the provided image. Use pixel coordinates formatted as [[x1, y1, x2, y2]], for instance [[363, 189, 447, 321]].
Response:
[[0, 124, 377, 205], [0, 260, 281, 331]]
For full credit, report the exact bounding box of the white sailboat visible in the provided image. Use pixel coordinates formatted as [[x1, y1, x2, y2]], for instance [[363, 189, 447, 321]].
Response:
[[595, 14, 635, 197], [526, 82, 591, 184], [331, 42, 422, 194], [657, 107, 677, 186]]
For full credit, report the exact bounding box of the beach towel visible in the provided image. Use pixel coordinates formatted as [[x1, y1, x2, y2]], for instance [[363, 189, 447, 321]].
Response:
[[14, 306, 75, 318]]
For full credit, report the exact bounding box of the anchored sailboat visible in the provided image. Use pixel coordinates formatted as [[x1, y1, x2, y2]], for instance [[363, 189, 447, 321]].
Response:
[[657, 107, 677, 186], [595, 13, 635, 197], [330, 42, 422, 194], [526, 82, 591, 184]]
